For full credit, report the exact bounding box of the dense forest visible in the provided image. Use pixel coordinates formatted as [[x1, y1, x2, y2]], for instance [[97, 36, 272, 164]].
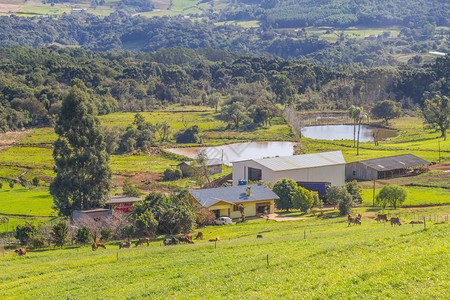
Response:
[[0, 46, 448, 132], [0, 12, 447, 68]]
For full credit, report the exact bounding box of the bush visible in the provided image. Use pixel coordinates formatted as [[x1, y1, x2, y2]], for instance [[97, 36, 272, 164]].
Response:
[[30, 235, 46, 249], [0, 182, 3, 189], [292, 186, 314, 212], [273, 179, 297, 211], [122, 178, 141, 197], [32, 177, 40, 187], [9, 182, 14, 189], [100, 228, 113, 242], [163, 168, 182, 181], [75, 225, 90, 244], [376, 185, 407, 209], [175, 125, 199, 143], [338, 189, 354, 216], [15, 221, 38, 245], [51, 221, 68, 247]]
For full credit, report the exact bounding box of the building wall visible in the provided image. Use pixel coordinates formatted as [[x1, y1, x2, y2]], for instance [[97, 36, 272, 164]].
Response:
[[345, 162, 378, 181], [233, 160, 345, 186], [208, 199, 275, 219]]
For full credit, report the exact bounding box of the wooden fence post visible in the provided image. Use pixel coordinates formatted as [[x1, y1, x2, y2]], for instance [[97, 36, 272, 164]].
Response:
[[267, 254, 269, 266]]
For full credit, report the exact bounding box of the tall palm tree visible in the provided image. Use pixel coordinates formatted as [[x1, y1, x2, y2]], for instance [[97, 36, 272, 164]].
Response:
[[357, 110, 368, 156], [348, 105, 361, 147]]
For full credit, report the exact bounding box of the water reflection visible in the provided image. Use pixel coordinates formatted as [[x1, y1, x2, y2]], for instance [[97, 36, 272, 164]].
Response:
[[166, 141, 295, 164], [301, 125, 397, 142]]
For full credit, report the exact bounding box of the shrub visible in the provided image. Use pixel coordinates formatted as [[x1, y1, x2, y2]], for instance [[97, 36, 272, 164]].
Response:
[[163, 168, 182, 181], [175, 125, 199, 143], [9, 182, 14, 189], [15, 221, 38, 245], [32, 177, 40, 187], [75, 225, 90, 244], [338, 189, 354, 216], [292, 186, 314, 212], [100, 228, 114, 242], [0, 182, 3, 189], [122, 178, 141, 197], [51, 221, 68, 247], [376, 185, 407, 209], [273, 179, 297, 211], [30, 235, 46, 249]]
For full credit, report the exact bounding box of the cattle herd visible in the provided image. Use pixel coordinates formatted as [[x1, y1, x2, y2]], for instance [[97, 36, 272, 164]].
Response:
[[13, 215, 408, 256]]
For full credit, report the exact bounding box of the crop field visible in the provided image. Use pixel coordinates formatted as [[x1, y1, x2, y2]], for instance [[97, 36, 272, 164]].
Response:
[[0, 209, 448, 299]]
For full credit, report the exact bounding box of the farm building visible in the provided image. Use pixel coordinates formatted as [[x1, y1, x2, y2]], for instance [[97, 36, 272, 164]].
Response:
[[345, 154, 430, 181], [105, 195, 144, 213], [189, 184, 279, 219], [178, 158, 222, 177], [232, 151, 345, 187]]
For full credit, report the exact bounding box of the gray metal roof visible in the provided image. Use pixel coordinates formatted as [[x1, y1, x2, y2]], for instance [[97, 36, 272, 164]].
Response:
[[189, 184, 279, 208], [355, 154, 430, 172], [238, 151, 345, 171], [106, 195, 144, 205]]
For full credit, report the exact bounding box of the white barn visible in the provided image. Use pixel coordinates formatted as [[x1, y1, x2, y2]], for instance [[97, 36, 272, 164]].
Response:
[[232, 151, 345, 187]]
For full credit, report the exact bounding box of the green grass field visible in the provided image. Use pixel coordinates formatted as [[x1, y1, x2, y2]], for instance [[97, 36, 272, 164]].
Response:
[[0, 186, 55, 217], [0, 210, 448, 299]]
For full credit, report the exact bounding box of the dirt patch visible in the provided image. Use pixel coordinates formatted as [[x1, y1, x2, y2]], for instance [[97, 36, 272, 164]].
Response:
[[0, 4, 22, 13], [0, 129, 32, 153], [430, 164, 450, 171], [112, 171, 173, 194]]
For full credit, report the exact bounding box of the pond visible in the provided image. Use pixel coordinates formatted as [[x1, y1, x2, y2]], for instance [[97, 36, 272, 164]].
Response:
[[166, 141, 295, 164], [301, 125, 397, 142]]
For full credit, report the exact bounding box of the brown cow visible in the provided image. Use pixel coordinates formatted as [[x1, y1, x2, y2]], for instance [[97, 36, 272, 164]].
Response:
[[92, 243, 106, 251], [375, 214, 388, 223], [135, 238, 150, 247], [390, 217, 401, 226], [119, 241, 131, 249], [195, 232, 203, 240], [209, 237, 220, 242], [185, 233, 193, 241], [15, 248, 26, 256]]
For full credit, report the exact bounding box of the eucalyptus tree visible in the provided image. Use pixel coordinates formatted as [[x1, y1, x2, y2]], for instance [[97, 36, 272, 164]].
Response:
[[50, 83, 112, 216]]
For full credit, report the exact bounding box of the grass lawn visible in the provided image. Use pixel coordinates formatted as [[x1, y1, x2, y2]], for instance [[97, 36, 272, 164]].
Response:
[[0, 210, 448, 298], [0, 186, 55, 217], [361, 186, 450, 207]]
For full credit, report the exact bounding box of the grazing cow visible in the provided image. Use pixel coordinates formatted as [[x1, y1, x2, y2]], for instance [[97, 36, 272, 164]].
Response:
[[257, 235, 263, 238], [195, 232, 203, 240], [348, 217, 361, 226], [92, 243, 106, 251], [188, 240, 194, 244], [185, 233, 193, 241], [14, 248, 26, 256], [135, 238, 150, 247], [163, 239, 172, 246], [390, 217, 401, 226], [375, 214, 388, 223], [178, 236, 190, 244], [119, 241, 131, 249], [209, 237, 220, 242]]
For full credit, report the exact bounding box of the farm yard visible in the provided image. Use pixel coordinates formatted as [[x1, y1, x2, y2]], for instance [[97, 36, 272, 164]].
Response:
[[0, 208, 449, 299]]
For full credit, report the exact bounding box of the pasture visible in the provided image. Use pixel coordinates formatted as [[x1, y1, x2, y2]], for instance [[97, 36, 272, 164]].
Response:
[[0, 209, 448, 299]]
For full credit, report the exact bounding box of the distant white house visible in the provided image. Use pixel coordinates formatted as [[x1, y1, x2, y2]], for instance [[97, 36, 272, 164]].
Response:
[[232, 151, 346, 187], [429, 51, 447, 56]]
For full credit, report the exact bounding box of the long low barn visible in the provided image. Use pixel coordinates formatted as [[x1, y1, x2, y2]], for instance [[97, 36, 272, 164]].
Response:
[[345, 154, 430, 181], [189, 184, 279, 219], [232, 151, 346, 187]]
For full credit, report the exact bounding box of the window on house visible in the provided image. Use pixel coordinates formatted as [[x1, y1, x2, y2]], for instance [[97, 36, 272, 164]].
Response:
[[233, 205, 240, 212]]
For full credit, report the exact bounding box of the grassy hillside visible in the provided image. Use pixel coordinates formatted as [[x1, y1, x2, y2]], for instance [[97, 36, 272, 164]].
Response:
[[0, 210, 449, 298]]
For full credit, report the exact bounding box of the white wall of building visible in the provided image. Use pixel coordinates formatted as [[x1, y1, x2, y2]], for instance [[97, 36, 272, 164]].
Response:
[[233, 161, 345, 186]]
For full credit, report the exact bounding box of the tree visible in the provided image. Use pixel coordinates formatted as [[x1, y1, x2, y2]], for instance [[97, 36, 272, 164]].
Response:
[[292, 186, 314, 212], [325, 186, 340, 209], [134, 208, 158, 237], [208, 93, 221, 112], [376, 185, 407, 209], [356, 110, 368, 156], [272, 75, 296, 106], [15, 221, 37, 245], [122, 178, 141, 197], [422, 95, 449, 141], [75, 225, 90, 244], [348, 105, 361, 147], [191, 149, 212, 187], [338, 188, 354, 216], [175, 125, 200, 143], [221, 102, 247, 129], [272, 179, 297, 211], [371, 100, 401, 125], [50, 85, 112, 216], [51, 221, 68, 248], [32, 177, 40, 187], [345, 180, 362, 204]]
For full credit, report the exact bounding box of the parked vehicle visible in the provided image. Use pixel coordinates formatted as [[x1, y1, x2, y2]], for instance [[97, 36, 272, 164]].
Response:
[[214, 217, 232, 225]]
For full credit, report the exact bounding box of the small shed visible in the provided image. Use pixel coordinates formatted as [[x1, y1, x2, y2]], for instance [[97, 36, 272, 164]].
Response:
[[105, 195, 144, 213], [178, 158, 223, 177], [73, 209, 112, 221], [345, 154, 430, 181]]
